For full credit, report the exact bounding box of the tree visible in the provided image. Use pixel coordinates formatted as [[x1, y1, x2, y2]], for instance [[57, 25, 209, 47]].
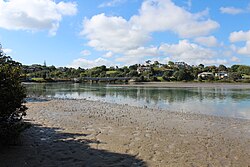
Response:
[[173, 69, 194, 81], [127, 70, 138, 77], [153, 61, 160, 67], [129, 64, 138, 71], [0, 44, 27, 143], [42, 70, 47, 79], [137, 75, 147, 82], [237, 65, 250, 75], [230, 65, 240, 72], [229, 72, 242, 81], [162, 70, 173, 81], [209, 65, 217, 73], [218, 64, 227, 71], [168, 61, 174, 67], [198, 64, 205, 69], [145, 60, 151, 65], [99, 65, 107, 72]]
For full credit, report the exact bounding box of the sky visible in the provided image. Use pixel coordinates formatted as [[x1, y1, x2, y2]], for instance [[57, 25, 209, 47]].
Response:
[[0, 0, 250, 68]]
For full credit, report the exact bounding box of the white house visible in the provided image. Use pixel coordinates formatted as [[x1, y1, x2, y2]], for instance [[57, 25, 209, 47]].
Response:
[[215, 72, 228, 79], [137, 66, 151, 74], [198, 72, 214, 79]]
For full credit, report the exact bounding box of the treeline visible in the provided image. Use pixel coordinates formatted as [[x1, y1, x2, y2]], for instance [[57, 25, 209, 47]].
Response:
[[22, 61, 250, 82]]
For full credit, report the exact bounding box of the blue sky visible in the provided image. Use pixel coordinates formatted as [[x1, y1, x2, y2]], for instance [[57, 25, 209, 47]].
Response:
[[0, 0, 250, 68]]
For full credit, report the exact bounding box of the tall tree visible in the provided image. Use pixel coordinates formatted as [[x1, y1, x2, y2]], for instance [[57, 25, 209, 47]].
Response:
[[0, 43, 27, 143], [218, 64, 227, 71], [0, 44, 27, 121]]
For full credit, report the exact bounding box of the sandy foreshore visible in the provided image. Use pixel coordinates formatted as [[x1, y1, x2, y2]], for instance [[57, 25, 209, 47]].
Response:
[[0, 99, 250, 166]]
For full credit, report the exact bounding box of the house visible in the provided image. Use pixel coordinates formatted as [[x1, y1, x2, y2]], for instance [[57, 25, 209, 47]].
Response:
[[174, 62, 191, 69], [23, 64, 43, 73], [215, 71, 228, 79], [137, 66, 151, 74], [198, 72, 214, 79]]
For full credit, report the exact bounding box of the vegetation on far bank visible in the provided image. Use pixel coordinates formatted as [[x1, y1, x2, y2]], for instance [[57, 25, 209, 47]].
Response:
[[22, 60, 250, 83]]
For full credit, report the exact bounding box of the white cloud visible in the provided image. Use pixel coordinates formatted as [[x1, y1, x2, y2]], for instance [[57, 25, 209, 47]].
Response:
[[81, 50, 91, 56], [199, 59, 227, 65], [222, 50, 233, 57], [81, 13, 150, 53], [125, 46, 159, 57], [81, 0, 219, 65], [229, 30, 250, 55], [220, 7, 244, 15], [194, 36, 219, 47], [229, 30, 250, 42], [159, 40, 227, 65], [69, 57, 113, 69], [57, 1, 77, 15], [237, 41, 250, 55], [103, 51, 114, 58], [231, 56, 241, 62], [130, 0, 219, 38], [116, 46, 160, 64], [99, 0, 126, 8], [0, 0, 77, 35]]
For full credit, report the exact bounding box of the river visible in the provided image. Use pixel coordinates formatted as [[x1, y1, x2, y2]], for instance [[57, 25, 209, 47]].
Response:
[[24, 82, 250, 120]]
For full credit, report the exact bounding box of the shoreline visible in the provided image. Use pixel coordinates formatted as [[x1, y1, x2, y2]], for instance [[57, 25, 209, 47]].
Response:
[[23, 81, 250, 89], [26, 97, 250, 122], [108, 82, 250, 89], [1, 99, 249, 166]]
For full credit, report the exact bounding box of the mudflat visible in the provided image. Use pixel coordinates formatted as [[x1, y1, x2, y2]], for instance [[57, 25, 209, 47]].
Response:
[[0, 99, 249, 166]]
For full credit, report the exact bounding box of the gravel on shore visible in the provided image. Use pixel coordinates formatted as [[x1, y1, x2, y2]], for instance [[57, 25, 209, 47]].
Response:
[[0, 99, 249, 167]]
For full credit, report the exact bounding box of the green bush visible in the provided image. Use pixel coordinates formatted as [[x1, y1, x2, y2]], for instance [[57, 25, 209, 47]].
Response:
[[173, 70, 194, 81], [229, 72, 242, 81], [0, 44, 27, 144]]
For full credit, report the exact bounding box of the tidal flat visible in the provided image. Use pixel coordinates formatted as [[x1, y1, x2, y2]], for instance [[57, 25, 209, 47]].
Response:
[[1, 99, 249, 166]]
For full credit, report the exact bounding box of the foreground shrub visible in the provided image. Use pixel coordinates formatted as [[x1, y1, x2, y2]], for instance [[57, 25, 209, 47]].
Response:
[[0, 44, 28, 144]]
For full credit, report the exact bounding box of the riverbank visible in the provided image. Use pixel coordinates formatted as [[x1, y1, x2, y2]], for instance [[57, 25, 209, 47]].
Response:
[[24, 80, 250, 89], [23, 80, 250, 88], [109, 82, 250, 89], [1, 99, 249, 166]]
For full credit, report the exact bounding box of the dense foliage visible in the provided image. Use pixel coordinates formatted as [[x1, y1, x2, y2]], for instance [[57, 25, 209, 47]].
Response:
[[21, 60, 250, 83], [0, 44, 27, 144]]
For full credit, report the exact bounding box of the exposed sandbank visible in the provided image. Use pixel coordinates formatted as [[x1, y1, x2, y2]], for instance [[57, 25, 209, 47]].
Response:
[[0, 99, 249, 166]]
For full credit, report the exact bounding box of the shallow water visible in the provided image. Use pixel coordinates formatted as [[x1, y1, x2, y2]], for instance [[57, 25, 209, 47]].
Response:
[[24, 83, 250, 119]]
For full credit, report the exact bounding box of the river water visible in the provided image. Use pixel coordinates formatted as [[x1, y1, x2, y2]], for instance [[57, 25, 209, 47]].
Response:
[[24, 83, 250, 120]]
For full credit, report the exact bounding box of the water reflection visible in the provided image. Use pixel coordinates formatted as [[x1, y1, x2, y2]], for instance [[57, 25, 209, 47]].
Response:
[[25, 83, 250, 119]]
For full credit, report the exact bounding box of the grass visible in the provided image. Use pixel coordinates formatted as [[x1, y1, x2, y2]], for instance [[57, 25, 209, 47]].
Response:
[[106, 71, 118, 75], [242, 75, 250, 79], [31, 78, 46, 82], [153, 67, 167, 71], [157, 77, 164, 81]]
